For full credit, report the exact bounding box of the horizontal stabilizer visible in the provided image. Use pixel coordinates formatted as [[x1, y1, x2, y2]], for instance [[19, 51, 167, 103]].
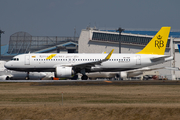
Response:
[[150, 56, 171, 62]]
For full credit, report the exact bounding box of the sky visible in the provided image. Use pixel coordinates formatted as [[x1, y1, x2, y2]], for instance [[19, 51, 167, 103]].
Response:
[[0, 0, 180, 45]]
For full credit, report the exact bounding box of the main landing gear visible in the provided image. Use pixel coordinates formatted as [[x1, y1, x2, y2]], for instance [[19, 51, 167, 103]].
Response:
[[81, 75, 88, 80], [80, 69, 88, 80], [25, 72, 29, 80]]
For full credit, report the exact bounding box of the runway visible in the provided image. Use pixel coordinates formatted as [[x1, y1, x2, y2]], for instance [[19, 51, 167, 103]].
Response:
[[1, 80, 180, 86]]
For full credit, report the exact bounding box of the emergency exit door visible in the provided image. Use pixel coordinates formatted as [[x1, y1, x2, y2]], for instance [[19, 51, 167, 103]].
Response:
[[136, 55, 141, 65]]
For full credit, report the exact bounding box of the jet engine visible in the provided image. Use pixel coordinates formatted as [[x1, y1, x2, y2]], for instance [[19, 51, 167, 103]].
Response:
[[0, 75, 10, 80], [119, 71, 143, 78], [55, 67, 74, 78], [120, 72, 127, 78], [127, 71, 143, 78]]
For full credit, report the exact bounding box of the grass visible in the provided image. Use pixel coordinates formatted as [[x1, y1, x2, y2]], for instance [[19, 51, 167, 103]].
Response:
[[1, 83, 180, 119]]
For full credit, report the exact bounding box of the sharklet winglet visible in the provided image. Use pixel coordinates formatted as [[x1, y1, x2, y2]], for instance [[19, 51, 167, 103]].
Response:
[[105, 49, 114, 60]]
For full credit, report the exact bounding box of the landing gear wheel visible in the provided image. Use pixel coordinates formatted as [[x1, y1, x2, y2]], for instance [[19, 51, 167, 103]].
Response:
[[81, 75, 88, 80], [72, 75, 78, 80], [26, 72, 29, 80], [6, 76, 10, 80]]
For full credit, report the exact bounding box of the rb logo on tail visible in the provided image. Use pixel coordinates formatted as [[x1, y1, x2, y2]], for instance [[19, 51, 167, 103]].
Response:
[[137, 27, 171, 55]]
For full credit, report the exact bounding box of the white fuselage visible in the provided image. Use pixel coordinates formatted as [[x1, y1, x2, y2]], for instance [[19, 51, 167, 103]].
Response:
[[4, 53, 168, 73], [0, 61, 46, 80]]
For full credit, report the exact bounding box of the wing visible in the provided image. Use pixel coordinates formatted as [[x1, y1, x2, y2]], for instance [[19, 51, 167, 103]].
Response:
[[63, 49, 114, 70]]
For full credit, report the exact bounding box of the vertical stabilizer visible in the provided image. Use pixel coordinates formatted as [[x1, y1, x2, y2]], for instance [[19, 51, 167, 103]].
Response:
[[137, 27, 171, 55]]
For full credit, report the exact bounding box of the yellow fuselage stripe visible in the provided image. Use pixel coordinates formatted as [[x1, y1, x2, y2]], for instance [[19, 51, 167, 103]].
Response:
[[46, 54, 57, 59]]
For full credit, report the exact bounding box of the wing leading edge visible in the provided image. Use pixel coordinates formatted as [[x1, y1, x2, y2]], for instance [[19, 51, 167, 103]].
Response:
[[63, 49, 114, 69]]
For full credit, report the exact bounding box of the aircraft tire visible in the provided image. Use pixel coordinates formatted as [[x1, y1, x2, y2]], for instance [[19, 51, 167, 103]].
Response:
[[71, 75, 78, 80], [81, 75, 88, 80], [6, 76, 10, 80]]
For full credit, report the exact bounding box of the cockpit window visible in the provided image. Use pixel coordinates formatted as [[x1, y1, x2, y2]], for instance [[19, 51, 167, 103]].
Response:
[[11, 58, 19, 61]]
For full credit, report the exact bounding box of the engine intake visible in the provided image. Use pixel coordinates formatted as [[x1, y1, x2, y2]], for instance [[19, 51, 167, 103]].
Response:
[[55, 67, 73, 78]]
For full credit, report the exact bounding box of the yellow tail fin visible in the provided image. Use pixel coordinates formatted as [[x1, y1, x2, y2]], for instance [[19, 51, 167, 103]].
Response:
[[136, 27, 171, 55]]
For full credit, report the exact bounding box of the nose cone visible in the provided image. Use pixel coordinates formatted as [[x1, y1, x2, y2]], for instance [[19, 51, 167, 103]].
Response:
[[4, 62, 11, 69], [4, 62, 14, 71]]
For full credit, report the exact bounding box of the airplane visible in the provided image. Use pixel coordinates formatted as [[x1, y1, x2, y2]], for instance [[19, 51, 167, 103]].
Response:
[[0, 61, 46, 80], [4, 27, 173, 80], [178, 44, 180, 53], [42, 67, 159, 80], [86, 67, 156, 80], [85, 65, 173, 80], [164, 44, 180, 71]]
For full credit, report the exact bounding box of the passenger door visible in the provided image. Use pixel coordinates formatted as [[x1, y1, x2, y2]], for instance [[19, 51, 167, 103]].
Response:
[[25, 55, 30, 65]]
